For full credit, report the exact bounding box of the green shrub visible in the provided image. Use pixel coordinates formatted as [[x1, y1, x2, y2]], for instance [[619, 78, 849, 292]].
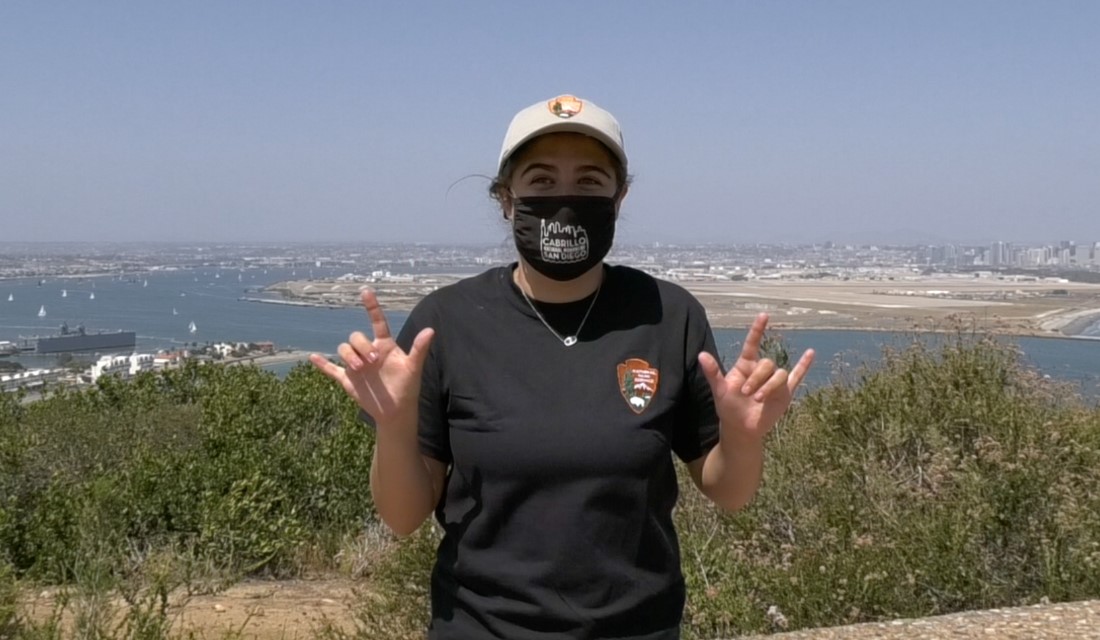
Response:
[[3, 334, 1098, 639], [1, 361, 374, 582], [0, 557, 16, 637], [679, 332, 1100, 637]]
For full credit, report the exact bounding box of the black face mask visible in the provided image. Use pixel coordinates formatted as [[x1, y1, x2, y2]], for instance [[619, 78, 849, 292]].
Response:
[[511, 195, 617, 281]]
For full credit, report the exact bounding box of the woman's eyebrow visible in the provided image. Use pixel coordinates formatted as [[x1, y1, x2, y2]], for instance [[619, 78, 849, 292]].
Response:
[[577, 165, 612, 179], [519, 163, 557, 178]]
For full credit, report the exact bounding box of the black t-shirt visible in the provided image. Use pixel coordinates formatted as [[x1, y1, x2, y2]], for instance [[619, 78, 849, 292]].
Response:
[[362, 263, 722, 640]]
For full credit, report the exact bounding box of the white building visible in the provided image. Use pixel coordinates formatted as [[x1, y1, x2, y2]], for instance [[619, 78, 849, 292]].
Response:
[[212, 342, 248, 358], [129, 353, 155, 376], [89, 355, 131, 382], [87, 353, 157, 383], [0, 368, 64, 393]]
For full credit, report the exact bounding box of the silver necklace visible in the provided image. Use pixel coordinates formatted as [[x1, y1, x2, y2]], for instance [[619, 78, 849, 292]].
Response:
[[517, 279, 602, 347]]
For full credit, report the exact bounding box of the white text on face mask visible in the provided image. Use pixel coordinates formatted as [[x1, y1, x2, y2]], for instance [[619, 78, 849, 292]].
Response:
[[540, 219, 589, 263]]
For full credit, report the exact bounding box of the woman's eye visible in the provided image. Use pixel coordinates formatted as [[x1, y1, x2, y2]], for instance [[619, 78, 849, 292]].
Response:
[[529, 176, 553, 185], [579, 177, 603, 186]]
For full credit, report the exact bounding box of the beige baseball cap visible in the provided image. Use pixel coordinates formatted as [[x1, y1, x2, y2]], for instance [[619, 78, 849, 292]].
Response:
[[497, 94, 627, 174]]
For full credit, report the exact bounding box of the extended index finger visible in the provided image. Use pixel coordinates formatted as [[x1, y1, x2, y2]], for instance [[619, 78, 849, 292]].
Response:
[[309, 353, 348, 385], [739, 313, 769, 361], [359, 288, 392, 341]]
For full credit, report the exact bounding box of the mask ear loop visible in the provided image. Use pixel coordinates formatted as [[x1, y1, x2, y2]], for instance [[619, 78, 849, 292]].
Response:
[[505, 190, 518, 222]]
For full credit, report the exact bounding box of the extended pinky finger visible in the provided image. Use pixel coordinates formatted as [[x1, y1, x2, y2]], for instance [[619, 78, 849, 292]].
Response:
[[787, 349, 816, 391]]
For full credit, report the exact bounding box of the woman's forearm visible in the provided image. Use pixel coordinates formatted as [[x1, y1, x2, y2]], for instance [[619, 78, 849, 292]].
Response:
[[699, 428, 765, 513], [371, 417, 437, 537]]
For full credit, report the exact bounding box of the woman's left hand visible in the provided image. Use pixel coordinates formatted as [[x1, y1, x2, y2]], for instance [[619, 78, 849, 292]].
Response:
[[698, 313, 815, 444]]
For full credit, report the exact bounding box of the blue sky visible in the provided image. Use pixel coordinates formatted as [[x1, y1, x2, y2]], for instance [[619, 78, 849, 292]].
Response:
[[2, 1, 1097, 245]]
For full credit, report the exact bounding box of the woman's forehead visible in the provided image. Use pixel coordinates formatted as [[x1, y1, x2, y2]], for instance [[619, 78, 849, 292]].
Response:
[[514, 133, 615, 167]]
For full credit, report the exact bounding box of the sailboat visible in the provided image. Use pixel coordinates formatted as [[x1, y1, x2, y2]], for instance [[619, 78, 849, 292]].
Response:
[[89, 292, 96, 300], [62, 289, 67, 298], [143, 279, 148, 288], [172, 307, 178, 316], [237, 273, 242, 282], [188, 320, 197, 334], [6, 294, 12, 302], [38, 305, 46, 318]]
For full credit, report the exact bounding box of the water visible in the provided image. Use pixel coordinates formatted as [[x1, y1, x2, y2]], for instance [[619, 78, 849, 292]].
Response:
[[1, 268, 375, 356], [3, 268, 1100, 398], [711, 328, 1100, 398]]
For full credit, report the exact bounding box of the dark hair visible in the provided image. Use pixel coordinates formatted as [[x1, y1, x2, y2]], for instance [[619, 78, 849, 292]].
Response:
[[488, 137, 632, 216]]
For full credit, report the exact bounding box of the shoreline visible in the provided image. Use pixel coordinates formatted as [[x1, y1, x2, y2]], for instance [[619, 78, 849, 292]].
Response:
[[252, 274, 1100, 343], [749, 323, 1100, 342], [222, 350, 318, 368], [243, 293, 1100, 342], [1046, 308, 1100, 336], [238, 296, 345, 309]]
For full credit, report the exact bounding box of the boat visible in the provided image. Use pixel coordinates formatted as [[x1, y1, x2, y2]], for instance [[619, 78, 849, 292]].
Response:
[[143, 279, 148, 287], [19, 322, 136, 354], [188, 321, 197, 334], [38, 305, 46, 318], [6, 294, 11, 302], [89, 292, 95, 300], [61, 289, 67, 298], [172, 307, 178, 316]]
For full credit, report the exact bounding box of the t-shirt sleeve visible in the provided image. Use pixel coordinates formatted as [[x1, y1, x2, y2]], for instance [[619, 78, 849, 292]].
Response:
[[357, 301, 451, 464], [671, 298, 722, 463]]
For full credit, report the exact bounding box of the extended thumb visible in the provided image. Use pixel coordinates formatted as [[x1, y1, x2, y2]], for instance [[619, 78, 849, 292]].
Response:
[[697, 352, 725, 394], [408, 328, 436, 369]]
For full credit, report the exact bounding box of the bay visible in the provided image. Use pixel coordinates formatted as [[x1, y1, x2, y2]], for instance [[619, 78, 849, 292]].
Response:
[[3, 268, 1099, 398]]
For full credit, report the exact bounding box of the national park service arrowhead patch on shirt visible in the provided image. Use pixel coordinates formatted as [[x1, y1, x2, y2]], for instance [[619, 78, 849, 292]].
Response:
[[618, 358, 659, 414]]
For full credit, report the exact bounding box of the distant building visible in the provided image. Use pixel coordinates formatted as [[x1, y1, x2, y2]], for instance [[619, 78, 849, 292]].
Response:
[[89, 355, 131, 382], [88, 353, 156, 383], [154, 351, 187, 369], [129, 353, 155, 376], [253, 341, 276, 354], [1, 368, 65, 393]]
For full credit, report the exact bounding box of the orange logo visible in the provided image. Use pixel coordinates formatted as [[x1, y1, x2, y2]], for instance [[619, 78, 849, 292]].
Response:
[[617, 358, 659, 414], [547, 95, 583, 119]]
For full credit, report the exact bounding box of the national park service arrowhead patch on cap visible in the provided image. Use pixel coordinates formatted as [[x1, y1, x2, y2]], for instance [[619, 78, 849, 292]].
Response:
[[548, 95, 584, 119]]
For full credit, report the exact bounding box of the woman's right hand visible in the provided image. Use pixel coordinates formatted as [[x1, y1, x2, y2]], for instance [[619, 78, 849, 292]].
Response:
[[309, 289, 435, 430]]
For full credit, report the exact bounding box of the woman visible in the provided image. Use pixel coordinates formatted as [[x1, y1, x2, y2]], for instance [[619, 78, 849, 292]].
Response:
[[310, 95, 815, 639]]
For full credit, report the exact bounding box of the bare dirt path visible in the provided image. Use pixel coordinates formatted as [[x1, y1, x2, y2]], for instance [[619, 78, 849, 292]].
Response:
[[23, 579, 361, 639], [20, 579, 1100, 639]]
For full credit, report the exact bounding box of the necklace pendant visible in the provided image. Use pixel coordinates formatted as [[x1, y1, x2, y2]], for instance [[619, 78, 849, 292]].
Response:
[[563, 336, 578, 346]]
